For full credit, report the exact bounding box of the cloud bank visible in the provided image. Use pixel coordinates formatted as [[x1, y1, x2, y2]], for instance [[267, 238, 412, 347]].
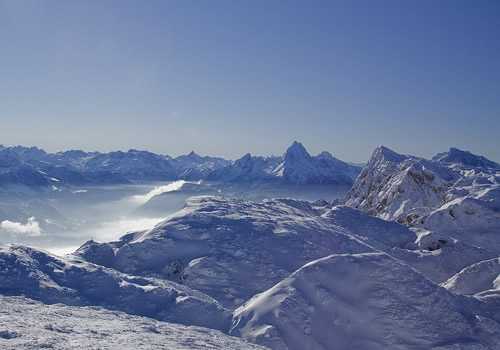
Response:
[[0, 217, 42, 236]]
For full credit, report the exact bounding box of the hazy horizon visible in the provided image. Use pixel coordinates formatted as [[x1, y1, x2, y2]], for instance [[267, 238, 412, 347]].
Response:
[[4, 140, 500, 164]]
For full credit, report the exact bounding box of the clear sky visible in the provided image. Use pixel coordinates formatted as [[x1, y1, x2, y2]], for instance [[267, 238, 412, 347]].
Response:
[[0, 0, 499, 162]]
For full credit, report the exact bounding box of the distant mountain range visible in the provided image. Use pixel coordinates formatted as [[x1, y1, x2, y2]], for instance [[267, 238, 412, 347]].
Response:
[[0, 142, 362, 189]]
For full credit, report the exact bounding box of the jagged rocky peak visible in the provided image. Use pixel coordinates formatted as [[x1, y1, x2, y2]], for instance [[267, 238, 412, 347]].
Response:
[[371, 145, 407, 163], [344, 145, 457, 222], [284, 141, 311, 158], [235, 153, 253, 166], [433, 147, 500, 169]]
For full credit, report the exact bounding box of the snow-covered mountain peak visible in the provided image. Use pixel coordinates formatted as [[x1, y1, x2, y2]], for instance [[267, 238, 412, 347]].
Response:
[[345, 146, 461, 222], [371, 145, 407, 163], [433, 147, 500, 169], [238, 153, 253, 163], [346, 145, 500, 254], [284, 141, 310, 159]]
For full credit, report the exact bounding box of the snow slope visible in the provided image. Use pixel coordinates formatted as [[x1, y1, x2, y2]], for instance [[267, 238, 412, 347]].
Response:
[[442, 257, 500, 296], [0, 244, 231, 331], [325, 205, 496, 284], [231, 252, 498, 350], [76, 196, 371, 309], [0, 295, 266, 350], [75, 195, 497, 300]]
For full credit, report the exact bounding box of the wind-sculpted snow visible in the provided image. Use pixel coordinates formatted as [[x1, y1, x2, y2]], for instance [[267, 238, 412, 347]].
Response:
[[231, 252, 498, 350], [324, 206, 496, 283], [0, 295, 266, 350], [442, 257, 500, 296], [0, 244, 231, 331], [415, 181, 500, 252]]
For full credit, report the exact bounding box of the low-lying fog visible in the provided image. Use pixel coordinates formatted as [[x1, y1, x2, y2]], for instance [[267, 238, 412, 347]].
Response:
[[0, 181, 349, 256]]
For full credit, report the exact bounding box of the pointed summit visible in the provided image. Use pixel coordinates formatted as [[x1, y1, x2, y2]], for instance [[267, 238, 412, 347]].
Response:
[[184, 151, 203, 161], [371, 146, 407, 163], [285, 141, 309, 156]]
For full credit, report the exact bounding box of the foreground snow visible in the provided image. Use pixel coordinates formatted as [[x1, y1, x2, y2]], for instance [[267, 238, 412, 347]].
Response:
[[232, 253, 498, 350], [0, 244, 231, 331], [0, 295, 266, 350]]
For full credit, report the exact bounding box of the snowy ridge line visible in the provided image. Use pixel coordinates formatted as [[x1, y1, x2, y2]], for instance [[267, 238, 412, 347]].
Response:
[[0, 141, 361, 186]]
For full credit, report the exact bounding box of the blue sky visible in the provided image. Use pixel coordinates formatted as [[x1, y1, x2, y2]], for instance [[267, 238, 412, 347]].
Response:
[[0, 0, 499, 162]]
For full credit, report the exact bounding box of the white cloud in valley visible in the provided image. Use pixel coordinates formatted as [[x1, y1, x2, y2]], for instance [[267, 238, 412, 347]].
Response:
[[0, 217, 42, 236]]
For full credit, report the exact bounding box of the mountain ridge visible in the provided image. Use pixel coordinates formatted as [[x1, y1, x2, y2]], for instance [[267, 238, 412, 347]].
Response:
[[0, 142, 361, 188]]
